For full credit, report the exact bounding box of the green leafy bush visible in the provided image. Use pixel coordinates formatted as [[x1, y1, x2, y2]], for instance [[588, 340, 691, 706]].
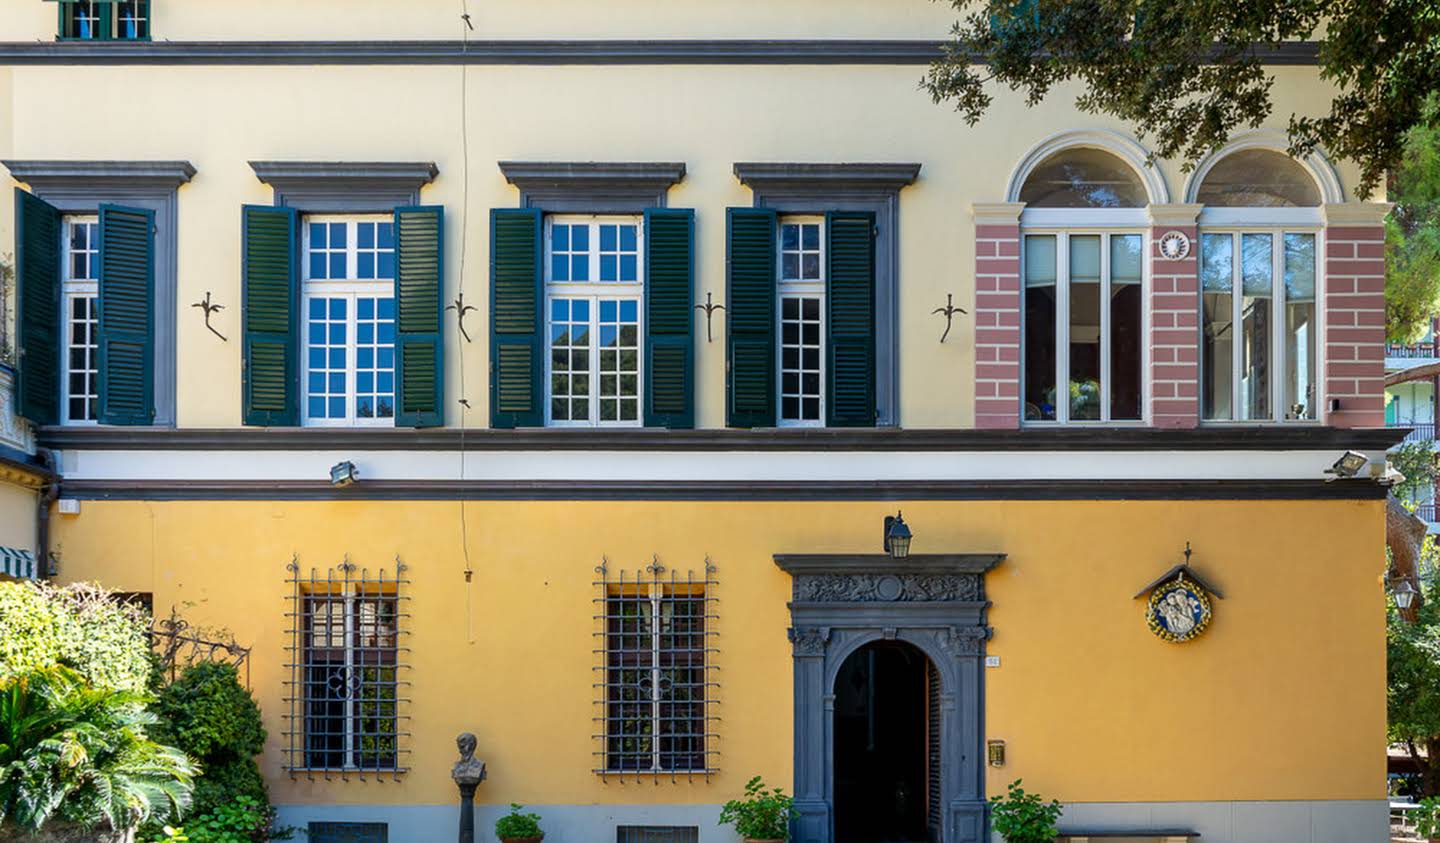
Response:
[[149, 662, 269, 828], [719, 776, 794, 840], [494, 803, 543, 840], [1417, 796, 1440, 839], [0, 581, 152, 694], [988, 779, 1063, 843], [0, 665, 195, 834], [147, 795, 282, 843]]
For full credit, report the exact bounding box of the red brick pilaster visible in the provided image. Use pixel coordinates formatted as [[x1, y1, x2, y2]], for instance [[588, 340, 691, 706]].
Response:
[[1323, 203, 1390, 428], [972, 203, 1025, 429], [1148, 206, 1203, 428]]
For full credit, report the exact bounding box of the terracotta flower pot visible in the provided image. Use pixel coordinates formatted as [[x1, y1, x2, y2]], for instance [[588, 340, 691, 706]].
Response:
[[499, 837, 544, 843], [744, 839, 785, 843]]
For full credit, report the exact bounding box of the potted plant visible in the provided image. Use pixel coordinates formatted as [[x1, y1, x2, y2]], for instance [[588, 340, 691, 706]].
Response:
[[1416, 795, 1440, 843], [719, 776, 794, 843], [988, 779, 1062, 843], [494, 803, 543, 843]]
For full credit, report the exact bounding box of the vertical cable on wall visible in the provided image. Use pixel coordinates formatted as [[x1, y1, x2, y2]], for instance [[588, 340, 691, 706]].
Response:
[[456, 0, 476, 643]]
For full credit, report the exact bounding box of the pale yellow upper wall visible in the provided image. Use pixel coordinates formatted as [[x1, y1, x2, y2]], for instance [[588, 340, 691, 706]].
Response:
[[1, 0, 960, 41], [0, 63, 1360, 428]]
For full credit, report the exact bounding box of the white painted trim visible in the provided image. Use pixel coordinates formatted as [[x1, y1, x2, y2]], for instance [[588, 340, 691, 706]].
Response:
[[1005, 129, 1171, 206], [1182, 129, 1345, 206], [1019, 208, 1151, 229], [59, 447, 1376, 483], [1197, 207, 1325, 227]]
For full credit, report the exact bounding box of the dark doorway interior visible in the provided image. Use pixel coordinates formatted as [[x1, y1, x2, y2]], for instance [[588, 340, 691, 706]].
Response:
[[833, 640, 934, 843]]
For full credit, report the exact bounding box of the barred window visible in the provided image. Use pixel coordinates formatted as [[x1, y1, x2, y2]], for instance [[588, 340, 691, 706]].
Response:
[[285, 558, 409, 778], [594, 560, 718, 780], [617, 827, 699, 843]]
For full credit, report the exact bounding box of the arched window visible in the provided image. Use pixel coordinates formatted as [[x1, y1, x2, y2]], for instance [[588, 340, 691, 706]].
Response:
[[1195, 149, 1321, 207], [1194, 148, 1322, 422], [1018, 147, 1149, 208]]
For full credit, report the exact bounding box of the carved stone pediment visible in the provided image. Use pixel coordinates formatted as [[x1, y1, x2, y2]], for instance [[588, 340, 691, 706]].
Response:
[[793, 572, 982, 603], [775, 554, 1003, 604]]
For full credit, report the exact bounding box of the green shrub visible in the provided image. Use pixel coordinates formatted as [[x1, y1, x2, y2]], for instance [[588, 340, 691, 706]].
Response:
[[149, 795, 282, 843], [494, 804, 543, 839], [0, 581, 152, 694], [150, 662, 267, 820], [719, 776, 794, 841], [0, 665, 195, 834], [988, 779, 1063, 843]]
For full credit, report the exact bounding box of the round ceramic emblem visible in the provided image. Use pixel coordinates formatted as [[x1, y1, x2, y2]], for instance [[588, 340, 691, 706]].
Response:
[[1146, 580, 1212, 643], [1159, 230, 1191, 261]]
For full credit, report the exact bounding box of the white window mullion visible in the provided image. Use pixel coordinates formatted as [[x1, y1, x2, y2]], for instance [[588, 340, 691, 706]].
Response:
[[1055, 235, 1071, 424], [1099, 233, 1113, 423], [1271, 232, 1286, 422], [1230, 232, 1243, 420], [343, 591, 356, 770]]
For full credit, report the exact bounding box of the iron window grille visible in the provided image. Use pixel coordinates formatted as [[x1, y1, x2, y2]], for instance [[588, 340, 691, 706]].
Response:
[[307, 822, 388, 843], [617, 827, 700, 843], [284, 556, 411, 780], [593, 557, 719, 781]]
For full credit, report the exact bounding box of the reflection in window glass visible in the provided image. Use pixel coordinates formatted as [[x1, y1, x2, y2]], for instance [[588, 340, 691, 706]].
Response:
[[1023, 235, 1058, 421], [1284, 234, 1316, 420], [1109, 234, 1144, 420], [1201, 234, 1235, 421], [1068, 235, 1102, 420], [1240, 233, 1273, 421], [1018, 148, 1148, 208], [1196, 149, 1321, 207]]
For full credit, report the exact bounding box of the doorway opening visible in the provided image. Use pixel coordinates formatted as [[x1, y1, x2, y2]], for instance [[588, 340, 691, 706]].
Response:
[[833, 640, 941, 843]]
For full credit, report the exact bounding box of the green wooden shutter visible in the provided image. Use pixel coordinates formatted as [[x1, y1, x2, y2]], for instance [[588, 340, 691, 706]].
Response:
[[644, 208, 694, 429], [393, 205, 444, 428], [241, 205, 300, 426], [14, 189, 62, 426], [490, 208, 543, 428], [726, 207, 777, 428], [826, 211, 876, 427], [96, 204, 155, 425]]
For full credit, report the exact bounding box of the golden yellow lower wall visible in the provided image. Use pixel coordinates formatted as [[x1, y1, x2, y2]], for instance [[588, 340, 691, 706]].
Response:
[[49, 497, 1385, 806]]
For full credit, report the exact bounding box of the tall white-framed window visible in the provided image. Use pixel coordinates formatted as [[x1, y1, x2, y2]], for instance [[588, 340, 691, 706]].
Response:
[[544, 215, 644, 426], [777, 216, 825, 426], [302, 216, 396, 427], [61, 215, 99, 425], [1021, 231, 1145, 423], [1199, 230, 1319, 422]]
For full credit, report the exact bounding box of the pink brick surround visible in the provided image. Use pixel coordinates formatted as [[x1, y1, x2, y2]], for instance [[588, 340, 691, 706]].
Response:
[[1324, 225, 1386, 428], [974, 223, 1022, 429], [1150, 225, 1200, 428]]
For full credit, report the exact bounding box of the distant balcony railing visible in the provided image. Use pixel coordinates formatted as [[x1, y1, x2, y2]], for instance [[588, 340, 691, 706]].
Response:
[[1387, 341, 1440, 359], [1392, 422, 1437, 445], [1414, 503, 1437, 523]]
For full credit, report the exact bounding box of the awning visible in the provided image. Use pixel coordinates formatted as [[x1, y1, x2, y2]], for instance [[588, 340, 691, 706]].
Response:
[[0, 546, 37, 580]]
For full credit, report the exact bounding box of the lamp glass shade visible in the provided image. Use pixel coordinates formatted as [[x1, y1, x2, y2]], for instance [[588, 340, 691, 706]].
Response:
[[886, 514, 913, 559], [1394, 579, 1418, 610]]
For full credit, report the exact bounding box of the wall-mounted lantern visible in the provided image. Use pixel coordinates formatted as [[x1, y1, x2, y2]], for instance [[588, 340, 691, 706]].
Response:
[[987, 739, 1006, 767], [1391, 577, 1419, 611], [329, 461, 359, 488], [883, 512, 912, 559]]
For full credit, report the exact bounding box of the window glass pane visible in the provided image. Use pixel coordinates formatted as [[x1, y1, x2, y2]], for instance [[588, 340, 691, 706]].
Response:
[[549, 298, 589, 422], [598, 297, 641, 423], [1284, 233, 1317, 420], [1196, 149, 1321, 207], [307, 297, 347, 421], [1110, 233, 1143, 283], [1023, 235, 1057, 421], [1018, 148, 1148, 208], [1109, 234, 1143, 420], [1023, 235, 1056, 287], [1240, 233, 1273, 420], [1200, 234, 1234, 421], [780, 295, 823, 423], [1068, 235, 1102, 421], [64, 294, 98, 423], [355, 296, 396, 420]]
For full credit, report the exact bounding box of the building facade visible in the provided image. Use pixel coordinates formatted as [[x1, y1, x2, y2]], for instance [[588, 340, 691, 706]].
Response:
[[0, 3, 1400, 842]]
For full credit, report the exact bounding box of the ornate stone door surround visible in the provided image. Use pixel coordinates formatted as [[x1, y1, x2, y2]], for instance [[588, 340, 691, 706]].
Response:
[[774, 553, 1005, 843]]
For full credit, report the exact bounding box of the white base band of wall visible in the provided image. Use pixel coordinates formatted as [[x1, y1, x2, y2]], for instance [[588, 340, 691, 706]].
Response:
[[275, 799, 1386, 843]]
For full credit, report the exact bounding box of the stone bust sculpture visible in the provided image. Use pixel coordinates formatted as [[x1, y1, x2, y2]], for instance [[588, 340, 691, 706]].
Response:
[[451, 732, 487, 787]]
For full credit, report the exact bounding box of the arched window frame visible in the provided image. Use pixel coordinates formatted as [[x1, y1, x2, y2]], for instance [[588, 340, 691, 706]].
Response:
[[1186, 132, 1336, 425], [1008, 130, 1165, 425]]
